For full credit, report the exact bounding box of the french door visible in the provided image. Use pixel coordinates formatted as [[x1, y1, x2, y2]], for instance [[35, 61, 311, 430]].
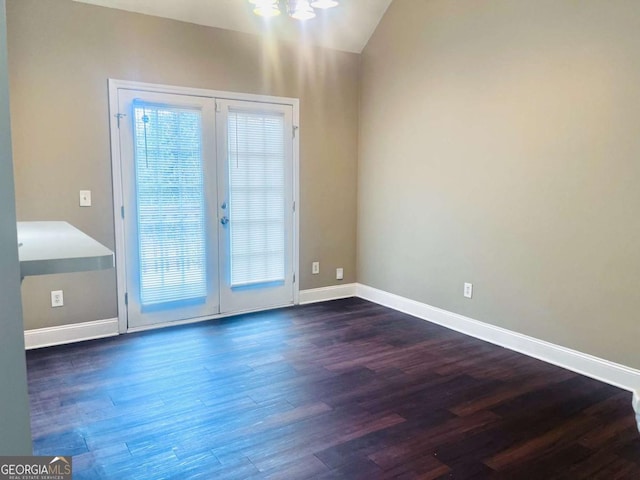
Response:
[[115, 87, 295, 329], [216, 99, 295, 314]]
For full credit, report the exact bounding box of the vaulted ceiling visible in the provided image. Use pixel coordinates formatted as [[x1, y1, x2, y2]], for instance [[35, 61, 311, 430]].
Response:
[[73, 0, 393, 53]]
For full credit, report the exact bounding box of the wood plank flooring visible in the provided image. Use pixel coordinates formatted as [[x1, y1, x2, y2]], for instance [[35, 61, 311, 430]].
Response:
[[27, 298, 640, 479]]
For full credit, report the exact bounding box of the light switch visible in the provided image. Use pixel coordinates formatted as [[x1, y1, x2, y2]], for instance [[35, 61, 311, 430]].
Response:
[[79, 190, 92, 207]]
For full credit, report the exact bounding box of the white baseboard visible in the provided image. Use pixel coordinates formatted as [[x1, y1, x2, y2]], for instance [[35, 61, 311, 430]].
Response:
[[24, 318, 119, 350], [25, 284, 359, 347], [356, 283, 640, 393], [299, 283, 357, 305]]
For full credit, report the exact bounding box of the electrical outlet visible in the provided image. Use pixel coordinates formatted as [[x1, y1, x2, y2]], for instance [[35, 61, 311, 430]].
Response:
[[51, 290, 64, 307], [312, 261, 320, 275], [336, 268, 344, 280], [79, 190, 92, 207], [464, 283, 473, 299]]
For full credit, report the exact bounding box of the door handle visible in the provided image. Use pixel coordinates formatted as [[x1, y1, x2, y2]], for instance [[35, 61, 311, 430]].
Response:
[[220, 216, 229, 225]]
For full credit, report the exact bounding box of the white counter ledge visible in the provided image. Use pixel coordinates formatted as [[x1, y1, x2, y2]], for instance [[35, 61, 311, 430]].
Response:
[[17, 221, 114, 279]]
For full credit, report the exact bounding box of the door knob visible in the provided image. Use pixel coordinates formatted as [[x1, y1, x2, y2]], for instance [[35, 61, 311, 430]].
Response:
[[220, 216, 229, 225]]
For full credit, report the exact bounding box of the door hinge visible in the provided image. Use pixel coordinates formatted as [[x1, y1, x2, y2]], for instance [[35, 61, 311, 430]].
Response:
[[124, 292, 128, 306], [293, 125, 298, 139], [115, 113, 126, 128], [293, 273, 296, 283], [292, 201, 296, 212], [121, 206, 125, 219], [215, 101, 221, 112]]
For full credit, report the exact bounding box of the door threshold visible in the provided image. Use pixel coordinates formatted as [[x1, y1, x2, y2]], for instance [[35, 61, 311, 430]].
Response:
[[126, 302, 296, 333]]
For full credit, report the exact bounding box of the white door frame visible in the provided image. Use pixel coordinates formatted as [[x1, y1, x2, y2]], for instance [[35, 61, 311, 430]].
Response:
[[108, 79, 300, 333]]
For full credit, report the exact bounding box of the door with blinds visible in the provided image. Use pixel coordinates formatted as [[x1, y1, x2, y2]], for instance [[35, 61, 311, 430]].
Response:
[[216, 100, 294, 313], [118, 90, 219, 328], [116, 88, 295, 328]]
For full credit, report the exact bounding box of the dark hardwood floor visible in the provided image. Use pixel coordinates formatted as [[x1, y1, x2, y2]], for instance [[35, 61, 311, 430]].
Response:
[[27, 298, 640, 479]]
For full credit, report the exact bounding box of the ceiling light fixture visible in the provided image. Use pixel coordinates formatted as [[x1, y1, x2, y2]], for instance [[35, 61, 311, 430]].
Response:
[[310, 0, 339, 8], [251, 0, 281, 18], [290, 0, 316, 20], [249, 0, 339, 21]]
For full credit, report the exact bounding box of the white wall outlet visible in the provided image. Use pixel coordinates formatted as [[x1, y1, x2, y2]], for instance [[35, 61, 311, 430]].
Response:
[[79, 190, 92, 207], [464, 282, 473, 299], [312, 261, 320, 275], [336, 268, 344, 280], [51, 290, 64, 308]]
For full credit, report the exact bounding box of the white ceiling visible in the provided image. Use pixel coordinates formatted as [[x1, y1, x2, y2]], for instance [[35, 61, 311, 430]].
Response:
[[72, 0, 393, 53]]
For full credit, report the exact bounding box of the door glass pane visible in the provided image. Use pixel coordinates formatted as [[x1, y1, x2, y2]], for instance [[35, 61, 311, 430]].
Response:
[[133, 102, 207, 307], [227, 109, 286, 287]]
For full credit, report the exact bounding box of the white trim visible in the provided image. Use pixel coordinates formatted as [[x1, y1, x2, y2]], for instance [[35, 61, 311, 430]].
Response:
[[126, 302, 294, 333], [107, 79, 300, 331], [108, 80, 128, 334], [108, 79, 299, 107], [24, 318, 119, 350], [292, 100, 300, 306], [356, 283, 640, 393], [299, 284, 357, 304]]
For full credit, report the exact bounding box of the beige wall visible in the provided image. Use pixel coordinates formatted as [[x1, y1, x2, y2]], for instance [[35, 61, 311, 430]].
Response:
[[359, 0, 640, 369], [0, 0, 31, 454], [7, 0, 359, 330], [11, 0, 638, 374]]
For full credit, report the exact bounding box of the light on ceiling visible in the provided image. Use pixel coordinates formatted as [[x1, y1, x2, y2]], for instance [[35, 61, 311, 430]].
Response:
[[252, 0, 281, 17], [249, 0, 338, 21], [290, 0, 316, 20], [310, 0, 339, 8]]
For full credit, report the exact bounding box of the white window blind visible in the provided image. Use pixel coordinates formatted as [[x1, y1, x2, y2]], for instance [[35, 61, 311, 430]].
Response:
[[133, 102, 207, 307], [228, 109, 286, 287]]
